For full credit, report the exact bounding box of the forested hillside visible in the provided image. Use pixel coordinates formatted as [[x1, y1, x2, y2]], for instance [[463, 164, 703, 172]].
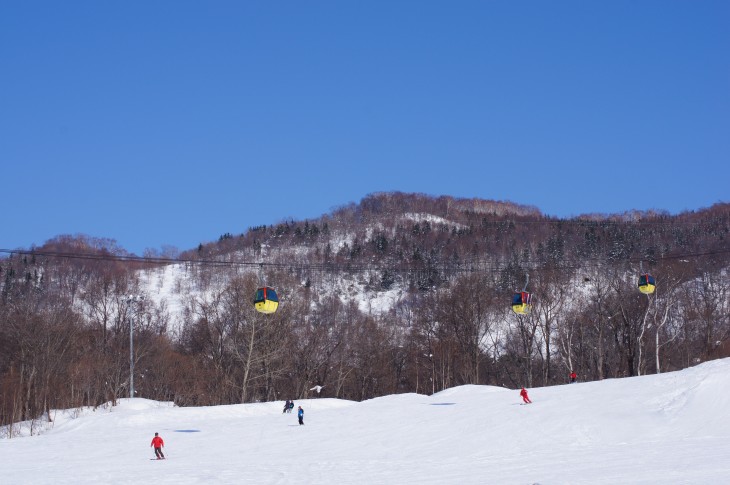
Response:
[[2, 192, 729, 430]]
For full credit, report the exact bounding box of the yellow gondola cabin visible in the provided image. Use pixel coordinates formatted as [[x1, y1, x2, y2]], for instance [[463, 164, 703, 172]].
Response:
[[512, 291, 532, 315], [254, 286, 279, 314], [638, 274, 656, 294]]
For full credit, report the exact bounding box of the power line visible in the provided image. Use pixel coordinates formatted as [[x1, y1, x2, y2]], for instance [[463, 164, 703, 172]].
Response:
[[1, 247, 728, 276]]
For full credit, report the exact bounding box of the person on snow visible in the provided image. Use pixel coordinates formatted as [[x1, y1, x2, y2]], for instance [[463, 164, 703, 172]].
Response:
[[297, 406, 304, 425], [520, 387, 532, 404], [288, 401, 295, 413], [151, 432, 165, 459], [283, 400, 291, 413], [569, 371, 577, 383]]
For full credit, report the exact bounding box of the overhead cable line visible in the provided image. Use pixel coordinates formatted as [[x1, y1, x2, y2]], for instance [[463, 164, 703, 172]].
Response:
[[1, 247, 728, 276]]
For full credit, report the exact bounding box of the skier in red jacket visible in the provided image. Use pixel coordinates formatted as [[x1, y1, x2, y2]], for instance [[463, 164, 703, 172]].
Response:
[[569, 371, 577, 383], [520, 387, 532, 404], [151, 432, 165, 459]]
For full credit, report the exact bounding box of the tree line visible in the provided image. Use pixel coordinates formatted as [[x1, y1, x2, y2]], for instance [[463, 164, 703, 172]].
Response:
[[1, 194, 729, 434]]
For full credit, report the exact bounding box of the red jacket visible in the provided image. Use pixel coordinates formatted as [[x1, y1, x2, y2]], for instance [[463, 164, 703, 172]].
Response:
[[151, 436, 164, 448], [520, 388, 528, 397]]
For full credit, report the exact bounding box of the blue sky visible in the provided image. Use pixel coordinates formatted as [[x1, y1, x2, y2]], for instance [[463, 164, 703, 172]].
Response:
[[2, 1, 728, 255]]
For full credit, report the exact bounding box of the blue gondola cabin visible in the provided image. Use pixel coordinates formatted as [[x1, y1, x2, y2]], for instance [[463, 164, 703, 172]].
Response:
[[254, 287, 279, 314], [638, 274, 656, 294], [512, 291, 532, 315]]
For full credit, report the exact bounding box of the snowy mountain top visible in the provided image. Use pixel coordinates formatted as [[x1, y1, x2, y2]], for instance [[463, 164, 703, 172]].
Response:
[[402, 212, 468, 229]]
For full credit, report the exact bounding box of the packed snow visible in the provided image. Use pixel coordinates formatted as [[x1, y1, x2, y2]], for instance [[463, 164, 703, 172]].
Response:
[[3, 359, 730, 484]]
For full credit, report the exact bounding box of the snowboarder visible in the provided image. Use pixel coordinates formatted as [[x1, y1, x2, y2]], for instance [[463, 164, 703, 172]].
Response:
[[520, 387, 532, 404], [569, 371, 577, 383], [150, 432, 165, 459], [283, 400, 291, 413], [297, 406, 304, 425]]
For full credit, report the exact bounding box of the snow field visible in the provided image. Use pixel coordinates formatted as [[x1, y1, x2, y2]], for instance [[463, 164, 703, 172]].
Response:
[[2, 359, 730, 484]]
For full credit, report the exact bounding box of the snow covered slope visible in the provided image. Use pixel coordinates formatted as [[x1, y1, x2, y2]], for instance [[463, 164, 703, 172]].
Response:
[[3, 359, 730, 484]]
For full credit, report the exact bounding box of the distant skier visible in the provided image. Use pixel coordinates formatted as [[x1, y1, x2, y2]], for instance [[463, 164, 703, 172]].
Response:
[[288, 401, 295, 413], [150, 432, 165, 459], [569, 371, 577, 383], [283, 400, 291, 413], [520, 387, 532, 404], [298, 406, 304, 425]]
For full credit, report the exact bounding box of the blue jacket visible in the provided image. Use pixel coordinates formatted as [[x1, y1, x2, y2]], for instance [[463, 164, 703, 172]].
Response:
[[298, 408, 304, 417]]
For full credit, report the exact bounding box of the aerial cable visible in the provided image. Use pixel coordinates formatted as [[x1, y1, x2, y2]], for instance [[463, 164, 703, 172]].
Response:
[[0, 247, 728, 276]]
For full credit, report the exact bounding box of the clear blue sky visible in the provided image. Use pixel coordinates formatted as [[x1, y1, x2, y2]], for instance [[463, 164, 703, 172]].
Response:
[[2, 1, 728, 255]]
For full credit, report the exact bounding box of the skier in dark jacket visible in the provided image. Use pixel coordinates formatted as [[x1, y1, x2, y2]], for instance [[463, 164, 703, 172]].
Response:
[[297, 406, 304, 425], [283, 400, 290, 413]]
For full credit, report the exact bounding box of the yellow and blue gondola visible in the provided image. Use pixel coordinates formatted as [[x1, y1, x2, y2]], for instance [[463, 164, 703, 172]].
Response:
[[254, 286, 279, 314], [638, 274, 656, 294], [511, 291, 532, 315]]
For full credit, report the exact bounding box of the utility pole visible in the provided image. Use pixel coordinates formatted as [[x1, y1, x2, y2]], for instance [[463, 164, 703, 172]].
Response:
[[126, 295, 145, 398]]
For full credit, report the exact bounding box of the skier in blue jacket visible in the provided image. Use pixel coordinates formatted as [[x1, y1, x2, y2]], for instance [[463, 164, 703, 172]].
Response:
[[297, 406, 304, 425]]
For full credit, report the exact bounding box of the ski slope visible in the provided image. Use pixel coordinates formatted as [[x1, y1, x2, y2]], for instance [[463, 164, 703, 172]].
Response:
[[3, 359, 730, 484]]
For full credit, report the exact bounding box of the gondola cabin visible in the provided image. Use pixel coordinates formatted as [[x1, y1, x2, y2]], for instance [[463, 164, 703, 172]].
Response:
[[638, 274, 656, 294], [254, 286, 279, 314], [511, 291, 532, 315]]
